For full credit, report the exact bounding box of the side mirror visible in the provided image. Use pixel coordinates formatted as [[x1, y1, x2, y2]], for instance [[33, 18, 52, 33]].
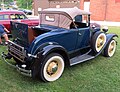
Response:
[[102, 26, 108, 33]]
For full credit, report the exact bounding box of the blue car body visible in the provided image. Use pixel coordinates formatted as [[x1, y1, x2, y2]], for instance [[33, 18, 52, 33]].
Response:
[[29, 26, 90, 55]]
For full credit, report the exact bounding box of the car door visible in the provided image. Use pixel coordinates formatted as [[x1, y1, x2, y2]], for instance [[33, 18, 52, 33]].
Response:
[[57, 29, 78, 52], [46, 28, 78, 52], [75, 27, 90, 50]]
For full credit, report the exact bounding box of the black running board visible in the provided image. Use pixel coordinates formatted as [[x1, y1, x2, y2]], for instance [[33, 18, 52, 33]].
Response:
[[70, 54, 95, 66], [70, 49, 96, 66]]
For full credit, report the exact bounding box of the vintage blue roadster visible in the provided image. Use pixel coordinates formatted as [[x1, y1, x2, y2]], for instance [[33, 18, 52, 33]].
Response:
[[2, 8, 118, 82]]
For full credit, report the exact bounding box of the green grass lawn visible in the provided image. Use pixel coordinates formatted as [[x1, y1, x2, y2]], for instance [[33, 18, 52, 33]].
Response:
[[0, 27, 120, 92]]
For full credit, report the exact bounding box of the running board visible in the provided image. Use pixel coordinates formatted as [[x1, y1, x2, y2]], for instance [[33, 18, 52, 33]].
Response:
[[70, 54, 95, 66], [70, 36, 112, 66], [70, 49, 96, 66]]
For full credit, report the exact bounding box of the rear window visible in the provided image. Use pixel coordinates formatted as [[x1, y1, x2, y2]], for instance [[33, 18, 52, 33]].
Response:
[[0, 14, 9, 20], [45, 15, 55, 22]]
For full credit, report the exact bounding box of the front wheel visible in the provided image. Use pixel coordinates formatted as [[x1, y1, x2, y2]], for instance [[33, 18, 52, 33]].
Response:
[[103, 39, 116, 57], [39, 53, 65, 82], [91, 31, 106, 53]]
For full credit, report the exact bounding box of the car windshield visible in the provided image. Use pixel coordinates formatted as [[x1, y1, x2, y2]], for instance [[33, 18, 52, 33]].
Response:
[[74, 15, 89, 26], [10, 14, 28, 20], [0, 14, 9, 20], [69, 15, 90, 29]]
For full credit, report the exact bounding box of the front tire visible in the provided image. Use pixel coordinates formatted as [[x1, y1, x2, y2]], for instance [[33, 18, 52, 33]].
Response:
[[39, 53, 65, 82], [103, 39, 116, 57], [91, 31, 106, 53]]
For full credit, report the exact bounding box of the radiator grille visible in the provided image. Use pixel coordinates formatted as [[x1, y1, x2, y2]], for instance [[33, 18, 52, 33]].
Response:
[[8, 40, 26, 62]]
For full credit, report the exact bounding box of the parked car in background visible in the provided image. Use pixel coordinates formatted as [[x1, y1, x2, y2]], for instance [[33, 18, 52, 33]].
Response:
[[0, 10, 39, 33], [19, 9, 32, 15], [2, 8, 118, 82]]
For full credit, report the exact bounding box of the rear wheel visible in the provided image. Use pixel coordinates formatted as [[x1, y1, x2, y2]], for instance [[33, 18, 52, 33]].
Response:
[[39, 53, 65, 82], [103, 39, 116, 57], [91, 31, 106, 53]]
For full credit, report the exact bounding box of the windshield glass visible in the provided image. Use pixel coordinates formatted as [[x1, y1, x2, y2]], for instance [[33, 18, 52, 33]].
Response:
[[70, 15, 90, 29], [10, 14, 28, 20], [74, 15, 89, 25]]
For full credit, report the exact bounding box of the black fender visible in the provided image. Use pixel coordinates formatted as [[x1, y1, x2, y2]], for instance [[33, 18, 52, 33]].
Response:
[[31, 43, 70, 78], [105, 33, 118, 46]]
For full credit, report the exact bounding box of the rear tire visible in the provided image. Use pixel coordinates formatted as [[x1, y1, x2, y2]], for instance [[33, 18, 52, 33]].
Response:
[[39, 53, 65, 82], [103, 39, 116, 57], [91, 31, 106, 53]]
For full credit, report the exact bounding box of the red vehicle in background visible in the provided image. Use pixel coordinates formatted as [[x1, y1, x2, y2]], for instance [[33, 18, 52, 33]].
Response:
[[0, 10, 39, 32]]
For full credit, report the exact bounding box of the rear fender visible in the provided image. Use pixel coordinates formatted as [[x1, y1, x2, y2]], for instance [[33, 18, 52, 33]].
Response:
[[31, 43, 70, 77], [36, 43, 69, 63]]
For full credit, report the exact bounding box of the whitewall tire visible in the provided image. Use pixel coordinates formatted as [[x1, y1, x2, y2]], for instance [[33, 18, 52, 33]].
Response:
[[104, 39, 116, 57], [92, 31, 106, 53], [39, 53, 64, 82]]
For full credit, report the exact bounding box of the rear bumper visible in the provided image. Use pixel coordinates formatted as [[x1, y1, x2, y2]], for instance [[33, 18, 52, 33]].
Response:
[[1, 52, 32, 77]]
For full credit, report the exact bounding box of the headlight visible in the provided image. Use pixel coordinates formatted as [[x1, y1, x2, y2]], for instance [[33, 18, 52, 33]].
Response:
[[102, 26, 108, 32]]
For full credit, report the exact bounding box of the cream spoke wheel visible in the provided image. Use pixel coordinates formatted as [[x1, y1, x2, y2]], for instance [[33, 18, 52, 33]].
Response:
[[108, 40, 116, 57], [95, 33, 106, 52], [103, 39, 116, 57], [40, 53, 64, 82]]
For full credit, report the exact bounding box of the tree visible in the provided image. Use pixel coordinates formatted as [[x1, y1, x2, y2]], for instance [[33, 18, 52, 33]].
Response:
[[0, 0, 13, 4], [16, 0, 32, 9]]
